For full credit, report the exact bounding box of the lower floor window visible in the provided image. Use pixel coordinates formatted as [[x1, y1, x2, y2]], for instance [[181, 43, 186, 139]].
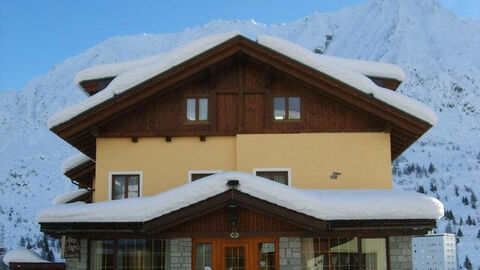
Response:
[[301, 237, 387, 270], [255, 170, 289, 185], [90, 239, 167, 270]]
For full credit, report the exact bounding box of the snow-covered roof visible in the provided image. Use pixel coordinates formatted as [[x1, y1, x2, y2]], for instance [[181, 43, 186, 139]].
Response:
[[2, 249, 48, 265], [61, 153, 93, 174], [52, 189, 90, 205], [36, 172, 443, 223], [316, 54, 406, 81], [48, 31, 241, 129], [74, 53, 165, 85], [256, 35, 436, 125], [48, 32, 437, 129]]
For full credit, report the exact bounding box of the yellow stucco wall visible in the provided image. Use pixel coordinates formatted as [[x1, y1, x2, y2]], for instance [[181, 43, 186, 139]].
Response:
[[236, 133, 392, 189], [94, 137, 237, 202], [94, 133, 392, 202]]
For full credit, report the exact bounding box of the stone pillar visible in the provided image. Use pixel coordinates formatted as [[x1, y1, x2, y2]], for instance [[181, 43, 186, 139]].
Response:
[[389, 236, 412, 270], [65, 239, 88, 270], [279, 237, 302, 270], [169, 238, 192, 270]]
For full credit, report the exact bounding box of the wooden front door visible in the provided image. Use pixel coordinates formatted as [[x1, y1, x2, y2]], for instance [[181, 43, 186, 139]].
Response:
[[193, 238, 278, 270]]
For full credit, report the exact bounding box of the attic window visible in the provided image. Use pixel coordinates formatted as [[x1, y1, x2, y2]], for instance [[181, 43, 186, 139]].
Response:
[[186, 97, 208, 121], [273, 96, 301, 120]]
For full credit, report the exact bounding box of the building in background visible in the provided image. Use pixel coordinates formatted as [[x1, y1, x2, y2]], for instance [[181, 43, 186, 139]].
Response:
[[412, 233, 457, 270]]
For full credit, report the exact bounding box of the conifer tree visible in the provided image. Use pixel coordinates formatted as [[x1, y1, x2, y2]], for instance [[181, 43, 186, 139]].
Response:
[[466, 215, 473, 225], [464, 255, 472, 270], [457, 228, 463, 237], [428, 163, 435, 174]]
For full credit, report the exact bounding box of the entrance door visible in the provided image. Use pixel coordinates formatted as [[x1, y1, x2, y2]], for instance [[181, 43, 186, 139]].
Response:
[[193, 238, 278, 270], [221, 242, 249, 270]]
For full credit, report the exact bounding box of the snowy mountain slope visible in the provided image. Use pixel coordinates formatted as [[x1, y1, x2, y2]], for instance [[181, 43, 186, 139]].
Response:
[[0, 0, 478, 266]]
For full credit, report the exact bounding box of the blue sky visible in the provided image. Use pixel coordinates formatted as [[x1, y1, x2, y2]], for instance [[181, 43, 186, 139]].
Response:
[[0, 0, 478, 93]]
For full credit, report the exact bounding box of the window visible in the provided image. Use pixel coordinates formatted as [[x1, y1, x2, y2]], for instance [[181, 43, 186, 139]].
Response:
[[195, 243, 212, 270], [301, 237, 387, 270], [258, 242, 276, 270], [254, 168, 291, 185], [90, 240, 114, 270], [273, 96, 301, 120], [109, 172, 142, 200], [188, 170, 222, 182], [90, 239, 167, 270], [187, 97, 208, 121], [361, 238, 387, 270]]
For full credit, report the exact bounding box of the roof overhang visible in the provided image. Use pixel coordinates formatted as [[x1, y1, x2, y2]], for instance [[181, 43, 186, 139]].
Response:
[[40, 189, 435, 237], [49, 34, 434, 160], [38, 172, 442, 237]]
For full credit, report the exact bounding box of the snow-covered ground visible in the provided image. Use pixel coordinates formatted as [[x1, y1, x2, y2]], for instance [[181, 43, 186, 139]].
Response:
[[0, 0, 478, 266]]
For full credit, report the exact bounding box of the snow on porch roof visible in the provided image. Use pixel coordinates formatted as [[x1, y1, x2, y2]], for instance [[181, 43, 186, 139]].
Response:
[[48, 32, 437, 129], [3, 249, 48, 265], [36, 172, 444, 223], [61, 152, 93, 174]]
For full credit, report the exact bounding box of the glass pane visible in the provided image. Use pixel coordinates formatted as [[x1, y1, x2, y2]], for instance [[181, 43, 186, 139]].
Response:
[[288, 97, 301, 120], [128, 175, 140, 198], [113, 176, 126, 200], [256, 171, 288, 185], [117, 239, 167, 270], [274, 97, 286, 120], [187, 98, 196, 121], [361, 238, 386, 270], [199, 98, 208, 120], [196, 243, 212, 270], [259, 243, 275, 270], [301, 238, 358, 270], [225, 247, 245, 270], [90, 240, 114, 270], [191, 173, 214, 181]]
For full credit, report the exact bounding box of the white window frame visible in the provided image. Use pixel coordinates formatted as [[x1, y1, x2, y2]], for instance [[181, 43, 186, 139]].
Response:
[[188, 170, 222, 183], [253, 168, 292, 186], [108, 171, 143, 201]]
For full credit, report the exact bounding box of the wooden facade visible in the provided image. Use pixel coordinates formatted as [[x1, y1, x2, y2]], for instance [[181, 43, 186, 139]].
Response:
[[100, 57, 385, 136]]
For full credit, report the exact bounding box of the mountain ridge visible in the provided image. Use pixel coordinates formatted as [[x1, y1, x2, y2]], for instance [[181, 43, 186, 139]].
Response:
[[0, 0, 478, 266]]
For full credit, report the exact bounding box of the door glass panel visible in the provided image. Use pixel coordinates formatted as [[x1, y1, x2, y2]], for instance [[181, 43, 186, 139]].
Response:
[[259, 242, 275, 270], [225, 246, 245, 270], [196, 243, 212, 270]]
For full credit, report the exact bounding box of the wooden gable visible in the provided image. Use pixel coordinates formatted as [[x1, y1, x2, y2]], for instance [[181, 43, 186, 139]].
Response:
[[100, 56, 385, 136], [51, 36, 431, 160]]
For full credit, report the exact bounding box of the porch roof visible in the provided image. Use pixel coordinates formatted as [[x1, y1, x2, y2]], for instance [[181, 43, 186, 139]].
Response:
[[37, 172, 443, 224]]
